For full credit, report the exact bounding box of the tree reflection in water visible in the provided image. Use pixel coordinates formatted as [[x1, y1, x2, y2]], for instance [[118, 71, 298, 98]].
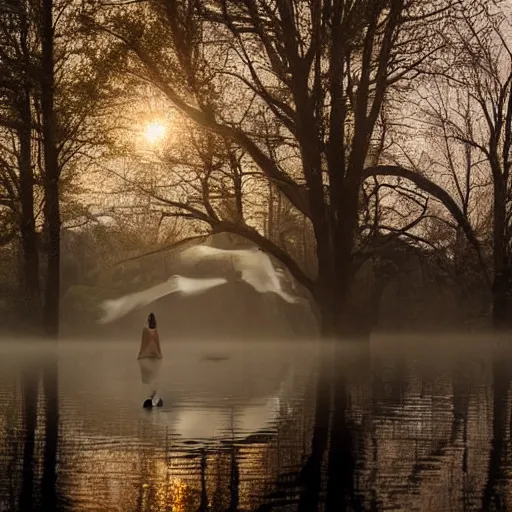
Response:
[[42, 352, 59, 510], [287, 341, 512, 511], [18, 349, 59, 512], [19, 362, 38, 512], [482, 355, 512, 511], [296, 343, 367, 512], [9, 339, 512, 511]]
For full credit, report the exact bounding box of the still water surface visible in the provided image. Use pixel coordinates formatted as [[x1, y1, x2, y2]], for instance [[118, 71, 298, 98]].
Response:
[[0, 335, 510, 511]]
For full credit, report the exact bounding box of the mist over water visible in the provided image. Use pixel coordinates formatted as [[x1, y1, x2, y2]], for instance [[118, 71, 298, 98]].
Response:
[[0, 334, 510, 510]]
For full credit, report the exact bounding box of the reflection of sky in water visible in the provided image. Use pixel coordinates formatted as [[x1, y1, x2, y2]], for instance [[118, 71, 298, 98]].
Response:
[[2, 336, 510, 511], [57, 340, 314, 444], [9, 339, 316, 511]]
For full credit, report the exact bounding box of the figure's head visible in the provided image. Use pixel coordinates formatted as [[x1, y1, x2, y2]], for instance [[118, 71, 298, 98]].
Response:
[[147, 312, 157, 329]]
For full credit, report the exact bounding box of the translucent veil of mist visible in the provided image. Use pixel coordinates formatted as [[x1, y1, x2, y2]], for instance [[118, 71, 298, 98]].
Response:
[[179, 245, 302, 304], [98, 276, 228, 324], [98, 245, 303, 325]]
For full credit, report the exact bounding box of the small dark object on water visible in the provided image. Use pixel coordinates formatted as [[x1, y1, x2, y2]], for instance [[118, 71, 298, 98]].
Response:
[[202, 355, 230, 362], [142, 397, 163, 409]]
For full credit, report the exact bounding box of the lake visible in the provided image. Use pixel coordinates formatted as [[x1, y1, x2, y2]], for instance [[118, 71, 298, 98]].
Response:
[[0, 334, 509, 511]]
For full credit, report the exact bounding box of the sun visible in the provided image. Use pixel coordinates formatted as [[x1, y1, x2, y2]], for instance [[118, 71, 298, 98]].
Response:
[[144, 121, 166, 145]]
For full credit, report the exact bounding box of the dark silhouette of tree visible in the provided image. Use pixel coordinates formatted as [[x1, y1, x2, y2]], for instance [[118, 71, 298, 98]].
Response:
[[38, 0, 60, 338], [365, 4, 512, 328], [19, 365, 38, 512], [0, 0, 42, 326], [446, 6, 512, 328], [0, 0, 119, 331], [483, 357, 511, 510], [84, 0, 463, 337]]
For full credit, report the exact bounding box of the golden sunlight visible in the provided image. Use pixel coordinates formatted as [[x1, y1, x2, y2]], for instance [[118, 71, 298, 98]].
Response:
[[144, 121, 166, 145]]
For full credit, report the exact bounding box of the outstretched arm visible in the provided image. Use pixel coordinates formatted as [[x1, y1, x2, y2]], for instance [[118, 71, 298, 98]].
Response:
[[98, 276, 228, 324]]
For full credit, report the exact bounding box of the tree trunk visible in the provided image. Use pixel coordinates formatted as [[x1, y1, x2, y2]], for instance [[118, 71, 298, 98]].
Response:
[[18, 0, 41, 329], [315, 242, 341, 337], [492, 179, 509, 329], [308, 183, 344, 338], [39, 3, 60, 506], [315, 181, 364, 340], [42, 185, 60, 338], [316, 257, 366, 339], [18, 92, 41, 318], [315, 275, 350, 337], [40, 0, 61, 338], [492, 268, 509, 328]]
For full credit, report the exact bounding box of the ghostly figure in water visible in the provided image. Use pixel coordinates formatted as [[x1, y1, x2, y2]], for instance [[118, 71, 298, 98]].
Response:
[[139, 312, 163, 409]]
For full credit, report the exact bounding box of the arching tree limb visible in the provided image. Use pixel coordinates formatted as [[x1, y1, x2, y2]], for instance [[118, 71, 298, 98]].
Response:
[[363, 165, 491, 287]]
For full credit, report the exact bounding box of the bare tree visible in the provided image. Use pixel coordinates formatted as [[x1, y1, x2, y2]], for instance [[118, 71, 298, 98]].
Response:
[[85, 0, 461, 337], [36, 0, 61, 338], [366, 4, 512, 328], [446, 6, 512, 327], [0, 0, 42, 320], [0, 0, 125, 332]]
